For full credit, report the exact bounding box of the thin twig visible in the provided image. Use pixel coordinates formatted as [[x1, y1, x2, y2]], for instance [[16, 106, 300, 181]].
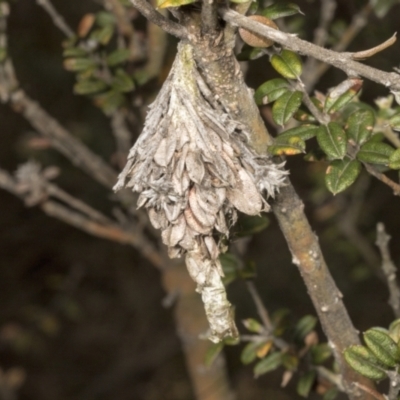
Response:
[[352, 33, 397, 60], [36, 0, 75, 38], [246, 281, 272, 332], [220, 8, 400, 91], [376, 223, 400, 318], [364, 163, 400, 196], [352, 382, 386, 400], [129, 0, 187, 39], [0, 167, 165, 270], [294, 79, 329, 124]]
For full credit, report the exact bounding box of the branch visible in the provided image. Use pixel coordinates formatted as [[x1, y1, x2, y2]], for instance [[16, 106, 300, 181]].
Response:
[[304, 3, 372, 90], [0, 166, 165, 270], [36, 0, 75, 38], [220, 8, 400, 91], [129, 0, 187, 39], [364, 163, 400, 196], [376, 223, 400, 318]]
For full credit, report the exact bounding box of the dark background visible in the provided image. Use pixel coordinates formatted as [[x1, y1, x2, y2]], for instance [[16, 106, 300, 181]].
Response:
[[1, 0, 400, 399]]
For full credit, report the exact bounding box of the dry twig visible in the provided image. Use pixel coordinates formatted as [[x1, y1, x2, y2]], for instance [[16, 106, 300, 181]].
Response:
[[220, 8, 400, 91], [376, 223, 400, 318]]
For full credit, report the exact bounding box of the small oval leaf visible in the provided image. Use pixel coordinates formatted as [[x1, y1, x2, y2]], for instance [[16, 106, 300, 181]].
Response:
[[243, 318, 264, 334], [297, 370, 316, 398], [261, 3, 303, 20], [389, 112, 400, 131], [268, 139, 305, 156], [111, 69, 135, 93], [357, 141, 395, 165], [311, 343, 332, 365], [344, 345, 386, 381], [272, 90, 303, 126], [346, 109, 375, 145], [234, 215, 270, 237], [241, 341, 262, 365], [205, 342, 224, 367], [254, 352, 283, 377], [271, 50, 303, 79], [278, 124, 319, 141], [324, 78, 363, 114], [325, 158, 361, 195], [294, 315, 317, 342], [74, 79, 108, 95], [106, 48, 131, 66], [364, 328, 400, 368], [389, 148, 400, 169], [255, 78, 289, 105], [316, 122, 347, 160], [157, 0, 196, 8]]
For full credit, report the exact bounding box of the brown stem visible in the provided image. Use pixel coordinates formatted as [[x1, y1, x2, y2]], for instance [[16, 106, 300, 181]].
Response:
[[271, 184, 373, 398]]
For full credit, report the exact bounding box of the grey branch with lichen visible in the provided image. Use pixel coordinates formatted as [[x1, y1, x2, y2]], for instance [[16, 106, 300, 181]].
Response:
[[114, 43, 287, 342]]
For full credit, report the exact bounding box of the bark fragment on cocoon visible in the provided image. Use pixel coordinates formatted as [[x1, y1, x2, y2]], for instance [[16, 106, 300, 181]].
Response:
[[114, 43, 287, 342]]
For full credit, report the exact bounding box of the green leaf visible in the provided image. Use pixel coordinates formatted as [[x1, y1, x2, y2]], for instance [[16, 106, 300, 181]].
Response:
[[282, 353, 299, 371], [293, 109, 316, 122], [254, 352, 282, 377], [272, 90, 303, 126], [323, 387, 339, 400], [157, 0, 196, 8], [235, 215, 269, 237], [325, 158, 361, 195], [389, 319, 400, 343], [389, 112, 400, 131], [205, 342, 224, 367], [230, 0, 251, 3], [106, 49, 131, 66], [311, 343, 332, 365], [344, 345, 386, 380], [389, 149, 400, 169], [269, 138, 305, 156], [0, 47, 7, 63], [241, 341, 262, 365], [95, 11, 116, 27], [297, 370, 316, 398], [316, 123, 347, 160], [372, 0, 399, 18], [90, 25, 114, 45], [243, 318, 264, 334], [270, 50, 302, 79], [278, 124, 319, 141], [261, 3, 303, 20], [63, 57, 97, 72], [63, 47, 88, 58], [238, 260, 257, 280], [324, 79, 363, 114], [271, 309, 291, 336], [94, 90, 125, 114], [254, 78, 289, 105], [357, 141, 395, 165], [74, 79, 108, 95], [111, 69, 135, 92], [363, 328, 400, 368], [294, 315, 317, 342], [346, 109, 375, 145], [219, 253, 239, 284]]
